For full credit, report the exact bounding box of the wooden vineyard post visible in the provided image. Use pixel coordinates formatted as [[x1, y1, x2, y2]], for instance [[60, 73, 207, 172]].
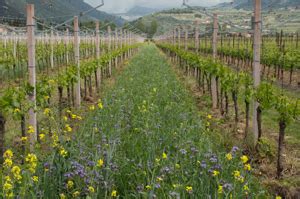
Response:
[[65, 29, 69, 65], [120, 29, 123, 63], [253, 0, 262, 145], [74, 16, 81, 107], [195, 20, 199, 53], [115, 29, 118, 68], [172, 28, 175, 45], [96, 21, 101, 92], [124, 30, 127, 60], [108, 26, 112, 77], [178, 26, 181, 49], [50, 27, 54, 69], [211, 13, 218, 109], [129, 31, 131, 55], [27, 4, 37, 151], [185, 26, 188, 51]]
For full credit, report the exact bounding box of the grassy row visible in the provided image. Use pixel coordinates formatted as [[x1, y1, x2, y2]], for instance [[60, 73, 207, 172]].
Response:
[[1, 44, 267, 198], [56, 45, 266, 198]]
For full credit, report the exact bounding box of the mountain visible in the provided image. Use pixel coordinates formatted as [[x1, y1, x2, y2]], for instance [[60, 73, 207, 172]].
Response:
[[215, 0, 300, 10], [0, 0, 125, 25], [126, 6, 160, 16], [132, 5, 300, 36]]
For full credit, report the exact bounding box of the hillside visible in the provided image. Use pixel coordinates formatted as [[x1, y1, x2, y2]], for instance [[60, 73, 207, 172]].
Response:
[[0, 0, 124, 25], [131, 6, 300, 36], [216, 0, 300, 9], [126, 6, 159, 16]]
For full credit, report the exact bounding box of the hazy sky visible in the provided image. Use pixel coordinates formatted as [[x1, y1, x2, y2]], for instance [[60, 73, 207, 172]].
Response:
[[85, 0, 230, 13]]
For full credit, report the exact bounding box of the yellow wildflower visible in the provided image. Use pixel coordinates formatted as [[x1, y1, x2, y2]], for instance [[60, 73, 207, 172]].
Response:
[[162, 152, 167, 159], [243, 185, 249, 194], [43, 108, 51, 116], [207, 114, 212, 119], [146, 185, 151, 190], [226, 153, 232, 160], [3, 149, 13, 159], [59, 148, 68, 158], [212, 170, 220, 177], [276, 196, 282, 199], [65, 124, 72, 132], [60, 193, 66, 199], [32, 176, 39, 182], [63, 116, 68, 121], [11, 166, 22, 182], [98, 102, 103, 109], [3, 181, 13, 191], [156, 177, 163, 182], [111, 190, 117, 197], [175, 163, 180, 169], [97, 159, 104, 167], [44, 95, 50, 100], [27, 125, 35, 134], [14, 108, 20, 114], [71, 114, 77, 119], [21, 137, 28, 142], [39, 134, 46, 141], [25, 153, 37, 173], [233, 170, 240, 178], [72, 191, 80, 197], [4, 158, 13, 168], [186, 186, 193, 193], [67, 180, 74, 189], [89, 105, 95, 111], [5, 192, 14, 198], [240, 155, 249, 164], [218, 185, 223, 194], [244, 164, 251, 171], [88, 186, 95, 193]]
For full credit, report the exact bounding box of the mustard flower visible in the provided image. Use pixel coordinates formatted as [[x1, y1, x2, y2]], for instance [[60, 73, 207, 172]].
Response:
[[111, 190, 117, 197], [186, 186, 193, 193], [97, 159, 104, 167], [218, 185, 223, 194], [226, 153, 232, 160], [244, 163, 251, 171], [240, 155, 249, 164], [162, 152, 167, 159], [212, 170, 220, 177]]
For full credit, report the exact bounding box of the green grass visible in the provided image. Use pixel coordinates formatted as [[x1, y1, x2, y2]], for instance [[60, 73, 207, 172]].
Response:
[[1, 44, 268, 198]]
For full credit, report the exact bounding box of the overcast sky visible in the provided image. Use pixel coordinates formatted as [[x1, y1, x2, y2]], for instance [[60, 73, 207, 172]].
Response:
[[85, 0, 230, 13]]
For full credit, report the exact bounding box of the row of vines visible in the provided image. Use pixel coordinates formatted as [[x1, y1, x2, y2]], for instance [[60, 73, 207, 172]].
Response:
[[158, 43, 300, 179]]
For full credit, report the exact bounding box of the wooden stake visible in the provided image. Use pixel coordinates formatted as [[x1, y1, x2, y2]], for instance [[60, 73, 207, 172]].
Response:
[[185, 26, 188, 51], [253, 0, 262, 144], [108, 26, 112, 76], [178, 27, 181, 48], [50, 27, 54, 69], [96, 21, 101, 91], [74, 16, 81, 107], [211, 13, 218, 109], [195, 20, 199, 52], [27, 4, 37, 151], [65, 29, 69, 65]]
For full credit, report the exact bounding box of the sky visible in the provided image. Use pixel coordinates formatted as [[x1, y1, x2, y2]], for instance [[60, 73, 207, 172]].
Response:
[[85, 0, 230, 13]]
